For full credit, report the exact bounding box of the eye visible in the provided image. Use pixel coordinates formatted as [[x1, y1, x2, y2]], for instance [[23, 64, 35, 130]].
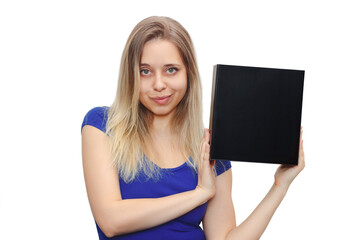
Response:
[[166, 67, 178, 74], [140, 69, 151, 76]]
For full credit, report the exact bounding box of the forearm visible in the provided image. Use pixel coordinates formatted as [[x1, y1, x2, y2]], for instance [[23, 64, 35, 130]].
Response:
[[226, 183, 288, 240], [105, 187, 209, 237]]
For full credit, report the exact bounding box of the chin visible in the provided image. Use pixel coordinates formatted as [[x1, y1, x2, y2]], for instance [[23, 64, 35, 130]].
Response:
[[148, 106, 175, 116], [151, 109, 172, 116]]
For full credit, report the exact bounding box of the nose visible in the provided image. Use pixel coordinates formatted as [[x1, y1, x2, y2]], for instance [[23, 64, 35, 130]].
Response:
[[153, 72, 166, 91]]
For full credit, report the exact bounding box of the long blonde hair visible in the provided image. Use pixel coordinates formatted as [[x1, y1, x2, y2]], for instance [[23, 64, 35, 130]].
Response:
[[105, 16, 204, 183]]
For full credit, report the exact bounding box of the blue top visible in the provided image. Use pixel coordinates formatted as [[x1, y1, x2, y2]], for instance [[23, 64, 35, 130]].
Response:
[[81, 106, 232, 240]]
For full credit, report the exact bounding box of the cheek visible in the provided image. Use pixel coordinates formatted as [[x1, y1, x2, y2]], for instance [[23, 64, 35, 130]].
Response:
[[179, 81, 188, 94], [173, 74, 188, 92], [139, 79, 151, 94], [139, 81, 149, 102]]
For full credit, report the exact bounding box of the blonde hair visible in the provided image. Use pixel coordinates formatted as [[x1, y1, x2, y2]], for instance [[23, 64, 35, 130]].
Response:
[[105, 16, 205, 183]]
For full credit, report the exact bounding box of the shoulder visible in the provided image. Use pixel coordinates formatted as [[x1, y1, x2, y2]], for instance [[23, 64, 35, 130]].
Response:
[[214, 160, 232, 177], [81, 106, 110, 134]]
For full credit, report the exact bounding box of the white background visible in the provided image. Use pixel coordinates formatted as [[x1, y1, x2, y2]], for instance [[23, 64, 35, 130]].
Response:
[[1, 0, 359, 239]]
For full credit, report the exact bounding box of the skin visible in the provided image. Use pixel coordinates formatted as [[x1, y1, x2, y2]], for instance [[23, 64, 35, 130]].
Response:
[[139, 38, 189, 167], [81, 38, 305, 239], [139, 39, 187, 122]]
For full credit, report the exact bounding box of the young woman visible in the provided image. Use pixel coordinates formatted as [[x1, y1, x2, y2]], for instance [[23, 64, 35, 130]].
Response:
[[81, 16, 305, 240]]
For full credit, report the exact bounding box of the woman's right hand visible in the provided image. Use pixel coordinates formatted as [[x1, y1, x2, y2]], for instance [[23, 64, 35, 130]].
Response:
[[196, 128, 216, 200]]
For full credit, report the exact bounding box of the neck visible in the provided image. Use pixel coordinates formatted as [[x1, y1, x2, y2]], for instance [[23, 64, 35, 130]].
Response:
[[145, 113, 188, 161], [149, 114, 174, 138], [146, 114, 177, 159]]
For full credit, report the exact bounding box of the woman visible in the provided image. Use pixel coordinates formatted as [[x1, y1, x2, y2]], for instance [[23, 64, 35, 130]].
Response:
[[81, 16, 305, 240]]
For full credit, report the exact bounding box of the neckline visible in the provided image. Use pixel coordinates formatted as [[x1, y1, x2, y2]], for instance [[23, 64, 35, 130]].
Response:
[[145, 155, 192, 171]]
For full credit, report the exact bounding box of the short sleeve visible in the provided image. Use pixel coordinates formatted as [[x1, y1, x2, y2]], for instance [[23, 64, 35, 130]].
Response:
[[214, 160, 232, 176], [81, 106, 109, 135]]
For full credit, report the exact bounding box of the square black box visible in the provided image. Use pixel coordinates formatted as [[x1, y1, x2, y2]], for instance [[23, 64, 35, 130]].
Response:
[[209, 64, 305, 165]]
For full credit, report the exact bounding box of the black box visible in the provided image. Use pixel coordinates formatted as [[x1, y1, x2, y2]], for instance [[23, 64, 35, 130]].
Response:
[[209, 64, 305, 165]]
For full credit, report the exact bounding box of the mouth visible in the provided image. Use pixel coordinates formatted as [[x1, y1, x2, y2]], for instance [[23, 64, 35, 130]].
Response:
[[151, 94, 172, 100], [150, 94, 172, 105]]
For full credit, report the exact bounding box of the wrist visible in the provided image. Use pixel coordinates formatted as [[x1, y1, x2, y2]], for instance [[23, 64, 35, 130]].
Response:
[[272, 182, 289, 195]]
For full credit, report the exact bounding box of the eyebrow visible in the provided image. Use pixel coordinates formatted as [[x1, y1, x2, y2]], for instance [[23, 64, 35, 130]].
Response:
[[140, 63, 182, 67]]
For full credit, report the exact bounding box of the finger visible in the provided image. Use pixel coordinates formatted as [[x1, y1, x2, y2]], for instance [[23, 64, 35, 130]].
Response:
[[203, 128, 208, 137], [204, 141, 210, 156], [298, 126, 304, 155], [200, 140, 205, 162], [299, 147, 305, 169], [200, 128, 206, 151], [298, 136, 305, 168], [299, 140, 304, 153], [205, 129, 210, 143], [204, 143, 210, 162], [199, 136, 206, 152], [201, 138, 209, 159], [301, 139, 304, 153], [203, 144, 212, 170]]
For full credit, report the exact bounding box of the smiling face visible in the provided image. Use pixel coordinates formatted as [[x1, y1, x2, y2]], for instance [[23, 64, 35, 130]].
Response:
[[139, 39, 187, 119]]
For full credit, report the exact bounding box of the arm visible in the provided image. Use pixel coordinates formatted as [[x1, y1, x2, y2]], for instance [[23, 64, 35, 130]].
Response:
[[202, 127, 305, 240], [202, 169, 236, 240], [204, 170, 288, 240], [81, 125, 209, 238], [226, 183, 288, 240]]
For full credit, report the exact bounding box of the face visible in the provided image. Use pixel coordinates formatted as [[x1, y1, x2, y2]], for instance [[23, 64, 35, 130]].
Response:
[[139, 39, 187, 119]]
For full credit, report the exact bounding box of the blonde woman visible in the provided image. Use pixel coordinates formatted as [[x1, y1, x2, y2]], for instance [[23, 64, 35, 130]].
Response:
[[81, 16, 305, 240]]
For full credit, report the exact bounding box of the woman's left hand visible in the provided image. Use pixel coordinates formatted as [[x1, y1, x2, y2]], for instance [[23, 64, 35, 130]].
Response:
[[274, 126, 305, 190]]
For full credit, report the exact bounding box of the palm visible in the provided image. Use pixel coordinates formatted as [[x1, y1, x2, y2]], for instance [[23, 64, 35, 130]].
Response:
[[274, 127, 305, 188]]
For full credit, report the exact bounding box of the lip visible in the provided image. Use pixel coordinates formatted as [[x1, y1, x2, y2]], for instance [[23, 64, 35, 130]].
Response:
[[150, 95, 172, 105], [151, 94, 172, 100]]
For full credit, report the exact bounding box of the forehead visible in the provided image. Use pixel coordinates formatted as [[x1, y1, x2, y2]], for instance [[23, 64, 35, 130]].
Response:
[[140, 39, 184, 66]]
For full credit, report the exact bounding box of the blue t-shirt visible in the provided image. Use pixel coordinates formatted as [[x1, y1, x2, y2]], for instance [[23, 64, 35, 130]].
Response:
[[81, 106, 232, 240]]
